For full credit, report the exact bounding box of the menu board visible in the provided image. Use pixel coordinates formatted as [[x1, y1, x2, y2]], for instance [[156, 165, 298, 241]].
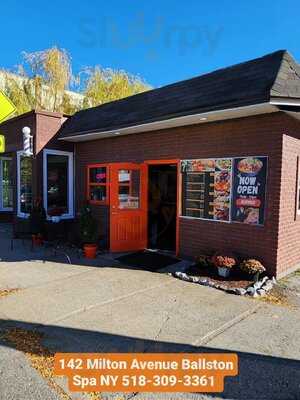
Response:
[[181, 159, 232, 222], [231, 157, 267, 225]]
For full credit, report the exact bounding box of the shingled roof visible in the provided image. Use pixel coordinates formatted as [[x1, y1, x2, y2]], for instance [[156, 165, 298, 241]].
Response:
[[59, 50, 300, 139]]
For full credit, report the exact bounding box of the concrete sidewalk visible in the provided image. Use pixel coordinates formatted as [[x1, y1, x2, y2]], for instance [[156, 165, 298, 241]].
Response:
[[0, 230, 300, 399]]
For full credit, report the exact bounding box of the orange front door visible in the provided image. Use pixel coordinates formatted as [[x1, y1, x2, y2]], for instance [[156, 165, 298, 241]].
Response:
[[110, 163, 148, 252]]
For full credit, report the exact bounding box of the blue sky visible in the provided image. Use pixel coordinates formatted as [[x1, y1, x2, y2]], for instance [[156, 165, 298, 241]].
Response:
[[2, 0, 300, 89]]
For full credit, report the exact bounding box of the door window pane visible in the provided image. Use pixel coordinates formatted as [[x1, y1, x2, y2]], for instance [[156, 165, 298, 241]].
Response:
[[20, 156, 32, 214], [1, 159, 13, 208], [118, 169, 130, 184], [47, 154, 68, 216], [118, 169, 140, 209]]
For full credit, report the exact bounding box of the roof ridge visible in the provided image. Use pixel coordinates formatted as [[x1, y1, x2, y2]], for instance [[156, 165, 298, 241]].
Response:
[[59, 49, 298, 139], [271, 51, 300, 98], [74, 50, 288, 117]]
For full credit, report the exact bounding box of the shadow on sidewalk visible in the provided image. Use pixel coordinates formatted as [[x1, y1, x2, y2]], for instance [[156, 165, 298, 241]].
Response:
[[0, 318, 299, 400]]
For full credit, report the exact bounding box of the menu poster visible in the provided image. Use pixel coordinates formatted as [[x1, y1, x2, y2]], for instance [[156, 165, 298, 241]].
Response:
[[231, 157, 268, 225], [181, 158, 232, 222]]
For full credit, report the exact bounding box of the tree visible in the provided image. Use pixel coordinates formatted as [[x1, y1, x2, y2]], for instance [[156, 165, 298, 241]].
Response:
[[2, 46, 151, 117], [3, 47, 81, 115], [82, 66, 151, 108]]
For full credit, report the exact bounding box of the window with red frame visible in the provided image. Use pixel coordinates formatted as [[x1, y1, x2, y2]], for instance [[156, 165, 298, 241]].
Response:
[[87, 164, 109, 204]]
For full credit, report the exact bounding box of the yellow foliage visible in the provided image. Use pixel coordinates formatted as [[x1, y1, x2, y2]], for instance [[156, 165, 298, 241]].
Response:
[[2, 46, 151, 118], [82, 66, 151, 108]]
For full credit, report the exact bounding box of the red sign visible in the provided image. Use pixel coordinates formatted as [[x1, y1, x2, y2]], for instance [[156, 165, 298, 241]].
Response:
[[236, 198, 261, 207]]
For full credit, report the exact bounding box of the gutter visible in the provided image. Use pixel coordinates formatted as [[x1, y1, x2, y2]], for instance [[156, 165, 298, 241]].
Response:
[[270, 97, 300, 106]]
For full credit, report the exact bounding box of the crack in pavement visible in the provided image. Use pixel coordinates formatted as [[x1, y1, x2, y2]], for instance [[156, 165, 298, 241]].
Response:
[[47, 279, 175, 325], [1, 265, 115, 292], [192, 303, 262, 346]]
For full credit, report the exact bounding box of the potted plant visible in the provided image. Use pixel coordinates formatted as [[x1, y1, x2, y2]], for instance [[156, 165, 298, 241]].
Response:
[[195, 255, 210, 268], [79, 205, 98, 258], [239, 259, 266, 281], [212, 255, 236, 278], [29, 198, 46, 246]]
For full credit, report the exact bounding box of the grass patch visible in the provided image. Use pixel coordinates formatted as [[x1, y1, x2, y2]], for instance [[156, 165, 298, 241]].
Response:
[[2, 328, 102, 400], [258, 286, 293, 307]]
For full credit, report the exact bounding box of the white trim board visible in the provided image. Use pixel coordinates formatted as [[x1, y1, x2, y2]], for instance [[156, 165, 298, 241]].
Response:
[[0, 157, 13, 212], [43, 149, 74, 220]]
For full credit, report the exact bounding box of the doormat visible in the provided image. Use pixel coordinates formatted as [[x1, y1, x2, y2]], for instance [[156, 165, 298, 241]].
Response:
[[116, 251, 180, 271]]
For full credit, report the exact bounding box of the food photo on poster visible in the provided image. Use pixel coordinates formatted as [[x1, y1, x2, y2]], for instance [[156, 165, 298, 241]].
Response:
[[231, 157, 268, 225], [181, 158, 232, 222]]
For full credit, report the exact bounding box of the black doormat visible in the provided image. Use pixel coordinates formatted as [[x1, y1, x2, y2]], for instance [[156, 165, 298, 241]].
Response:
[[116, 250, 180, 271]]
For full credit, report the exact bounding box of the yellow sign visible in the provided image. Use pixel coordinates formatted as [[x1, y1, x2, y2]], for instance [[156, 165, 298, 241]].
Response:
[[0, 91, 16, 122], [0, 135, 5, 153]]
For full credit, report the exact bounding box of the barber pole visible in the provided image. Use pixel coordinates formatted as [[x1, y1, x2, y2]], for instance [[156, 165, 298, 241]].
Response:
[[22, 126, 33, 156]]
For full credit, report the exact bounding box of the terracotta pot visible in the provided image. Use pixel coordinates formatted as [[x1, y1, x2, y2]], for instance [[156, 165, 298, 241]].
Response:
[[32, 234, 43, 246], [83, 244, 97, 259], [217, 266, 230, 278]]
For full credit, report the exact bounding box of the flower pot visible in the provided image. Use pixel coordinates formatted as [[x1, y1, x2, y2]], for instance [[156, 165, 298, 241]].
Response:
[[32, 234, 43, 246], [83, 244, 97, 259], [252, 271, 260, 282], [217, 266, 230, 278]]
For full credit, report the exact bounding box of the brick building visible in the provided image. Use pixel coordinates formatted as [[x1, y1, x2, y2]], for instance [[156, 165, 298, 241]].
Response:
[[1, 50, 300, 277]]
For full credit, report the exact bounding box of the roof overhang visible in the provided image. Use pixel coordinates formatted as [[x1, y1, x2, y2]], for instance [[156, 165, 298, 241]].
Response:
[[60, 103, 279, 142]]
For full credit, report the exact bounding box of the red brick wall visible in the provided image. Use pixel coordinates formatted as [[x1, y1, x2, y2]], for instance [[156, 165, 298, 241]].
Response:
[[0, 111, 73, 217], [0, 112, 36, 214], [35, 112, 71, 154], [0, 111, 35, 153], [75, 112, 288, 276], [276, 117, 300, 277], [35, 112, 73, 203]]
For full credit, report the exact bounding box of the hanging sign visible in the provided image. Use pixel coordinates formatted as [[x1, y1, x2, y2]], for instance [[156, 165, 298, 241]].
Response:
[[0, 91, 16, 122], [231, 157, 268, 225]]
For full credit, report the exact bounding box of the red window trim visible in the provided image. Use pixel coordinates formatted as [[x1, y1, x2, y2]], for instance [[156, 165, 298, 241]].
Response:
[[87, 163, 109, 205]]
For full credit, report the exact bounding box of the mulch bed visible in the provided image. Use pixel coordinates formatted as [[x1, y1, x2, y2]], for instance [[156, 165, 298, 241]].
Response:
[[185, 264, 254, 290]]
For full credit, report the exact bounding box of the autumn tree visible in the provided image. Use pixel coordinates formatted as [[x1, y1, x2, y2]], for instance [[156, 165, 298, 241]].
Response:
[[82, 66, 151, 108], [3, 47, 81, 115], [2, 46, 151, 117]]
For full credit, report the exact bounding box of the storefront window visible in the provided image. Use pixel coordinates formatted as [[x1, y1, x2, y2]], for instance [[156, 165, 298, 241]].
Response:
[[17, 152, 33, 217], [87, 164, 108, 204], [0, 158, 13, 210], [43, 149, 74, 219]]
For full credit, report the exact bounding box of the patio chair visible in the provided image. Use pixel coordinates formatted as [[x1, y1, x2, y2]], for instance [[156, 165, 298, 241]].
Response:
[[42, 219, 72, 264], [11, 217, 34, 252]]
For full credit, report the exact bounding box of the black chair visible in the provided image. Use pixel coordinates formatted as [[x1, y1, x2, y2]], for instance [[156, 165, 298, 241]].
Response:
[[11, 217, 34, 251], [42, 219, 72, 264]]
